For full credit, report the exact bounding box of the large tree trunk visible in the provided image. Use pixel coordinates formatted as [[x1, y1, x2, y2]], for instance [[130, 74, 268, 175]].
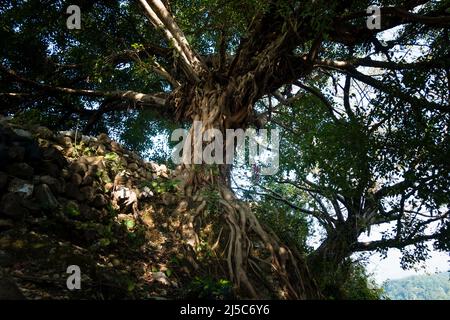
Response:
[[172, 83, 321, 299]]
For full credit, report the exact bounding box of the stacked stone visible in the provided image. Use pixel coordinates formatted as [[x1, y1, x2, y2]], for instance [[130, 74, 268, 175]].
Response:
[[0, 118, 171, 229]]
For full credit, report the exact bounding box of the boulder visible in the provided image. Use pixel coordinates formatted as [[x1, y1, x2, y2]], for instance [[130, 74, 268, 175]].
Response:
[[13, 128, 33, 140], [80, 186, 95, 202], [0, 219, 14, 232], [7, 178, 34, 197], [96, 144, 106, 155], [0, 250, 14, 266], [81, 175, 94, 187], [0, 193, 28, 219], [34, 184, 60, 210], [97, 133, 110, 144], [42, 147, 67, 167], [38, 175, 64, 194], [39, 161, 60, 177], [6, 162, 34, 180], [7, 145, 25, 161], [69, 161, 88, 175], [0, 171, 8, 192], [71, 173, 83, 186], [58, 130, 76, 140], [92, 194, 108, 209], [0, 276, 26, 300], [111, 141, 123, 153], [128, 162, 139, 171], [35, 126, 54, 140], [65, 183, 84, 202]]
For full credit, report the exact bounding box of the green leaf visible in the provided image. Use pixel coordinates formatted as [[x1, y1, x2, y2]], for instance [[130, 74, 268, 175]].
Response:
[[125, 219, 135, 229], [105, 152, 119, 161]]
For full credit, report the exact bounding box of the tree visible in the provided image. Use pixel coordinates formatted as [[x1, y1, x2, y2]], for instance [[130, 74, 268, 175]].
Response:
[[1, 0, 449, 299]]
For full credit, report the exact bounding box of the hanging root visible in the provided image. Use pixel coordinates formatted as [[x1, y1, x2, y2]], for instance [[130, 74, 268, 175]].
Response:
[[176, 176, 321, 299], [217, 186, 320, 299]]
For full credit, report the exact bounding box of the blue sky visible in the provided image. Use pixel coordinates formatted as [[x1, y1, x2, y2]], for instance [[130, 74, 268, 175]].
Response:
[[367, 247, 449, 284]]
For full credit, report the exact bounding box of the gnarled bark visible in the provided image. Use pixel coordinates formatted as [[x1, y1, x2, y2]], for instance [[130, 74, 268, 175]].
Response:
[[171, 85, 321, 299]]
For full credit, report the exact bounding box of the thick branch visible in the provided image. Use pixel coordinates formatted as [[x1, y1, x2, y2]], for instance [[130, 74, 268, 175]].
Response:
[[316, 60, 449, 113], [138, 0, 204, 80], [1, 65, 167, 108], [354, 234, 437, 251]]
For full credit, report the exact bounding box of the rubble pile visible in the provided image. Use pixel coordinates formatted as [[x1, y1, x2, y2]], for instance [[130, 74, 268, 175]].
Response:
[[0, 117, 184, 299]]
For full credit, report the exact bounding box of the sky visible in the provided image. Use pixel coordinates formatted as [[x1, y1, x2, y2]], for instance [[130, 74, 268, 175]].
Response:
[[367, 247, 449, 284]]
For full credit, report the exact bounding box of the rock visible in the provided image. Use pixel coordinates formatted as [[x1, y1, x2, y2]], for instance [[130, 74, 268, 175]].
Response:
[[0, 219, 14, 231], [69, 161, 88, 175], [35, 126, 54, 140], [56, 134, 71, 146], [37, 138, 50, 148], [162, 193, 177, 206], [21, 197, 42, 215], [92, 194, 108, 209], [0, 193, 28, 219], [65, 183, 84, 201], [96, 144, 106, 155], [97, 133, 110, 144], [6, 162, 34, 180], [78, 203, 94, 220], [0, 145, 7, 168], [0, 250, 14, 266], [91, 180, 102, 192], [112, 258, 121, 267], [130, 152, 141, 162], [137, 167, 146, 177], [111, 141, 123, 153], [80, 186, 95, 202], [83, 156, 106, 169], [61, 168, 71, 179], [7, 145, 25, 161], [13, 128, 33, 140], [7, 178, 34, 197], [128, 162, 139, 171], [52, 144, 64, 152], [81, 135, 90, 144], [34, 184, 60, 210], [104, 183, 114, 191], [71, 173, 83, 186], [0, 171, 8, 192], [0, 276, 26, 300], [59, 130, 76, 139], [152, 272, 170, 286], [42, 147, 67, 167], [38, 175, 63, 194], [139, 187, 154, 199], [81, 175, 94, 187], [23, 140, 42, 164], [39, 161, 60, 177]]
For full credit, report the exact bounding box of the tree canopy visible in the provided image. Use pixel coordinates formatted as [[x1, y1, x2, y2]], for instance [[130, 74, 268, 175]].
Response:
[[1, 0, 449, 299]]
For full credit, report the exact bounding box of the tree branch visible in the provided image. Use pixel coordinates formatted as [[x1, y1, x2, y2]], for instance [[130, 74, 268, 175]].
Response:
[[354, 234, 437, 252], [138, 0, 205, 80], [0, 65, 167, 108]]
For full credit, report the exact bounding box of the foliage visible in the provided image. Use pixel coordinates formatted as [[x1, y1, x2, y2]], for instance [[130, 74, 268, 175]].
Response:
[[318, 260, 385, 300], [1, 0, 449, 299], [184, 276, 233, 300], [383, 272, 450, 300]]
